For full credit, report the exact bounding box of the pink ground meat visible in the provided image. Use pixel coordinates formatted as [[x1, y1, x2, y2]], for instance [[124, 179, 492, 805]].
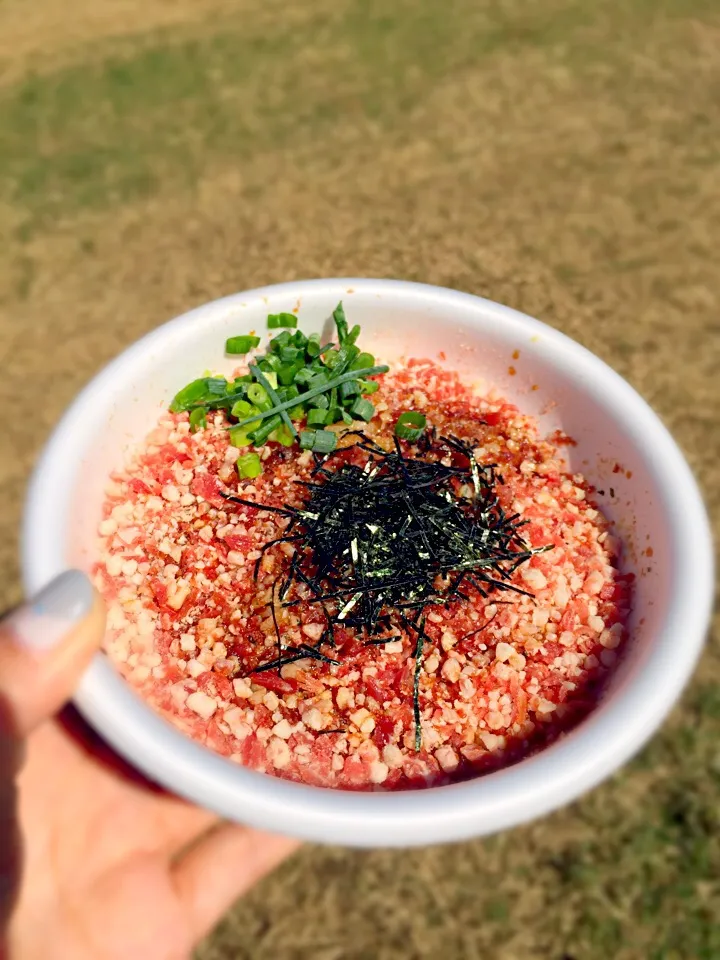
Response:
[[94, 360, 632, 790]]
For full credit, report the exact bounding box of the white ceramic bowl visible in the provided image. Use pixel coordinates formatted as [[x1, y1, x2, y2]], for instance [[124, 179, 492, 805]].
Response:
[[22, 279, 713, 847]]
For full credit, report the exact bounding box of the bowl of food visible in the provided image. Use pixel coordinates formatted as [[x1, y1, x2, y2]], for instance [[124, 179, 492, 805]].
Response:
[[21, 278, 713, 847]]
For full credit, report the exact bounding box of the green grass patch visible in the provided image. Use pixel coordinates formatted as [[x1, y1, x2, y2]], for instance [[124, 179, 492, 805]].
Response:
[[1, 0, 717, 230]]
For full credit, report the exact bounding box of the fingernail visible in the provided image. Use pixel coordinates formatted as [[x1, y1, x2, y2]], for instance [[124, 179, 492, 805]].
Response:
[[3, 570, 94, 653]]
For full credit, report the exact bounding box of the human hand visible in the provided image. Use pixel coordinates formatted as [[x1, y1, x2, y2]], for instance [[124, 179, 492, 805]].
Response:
[[1, 571, 298, 960]]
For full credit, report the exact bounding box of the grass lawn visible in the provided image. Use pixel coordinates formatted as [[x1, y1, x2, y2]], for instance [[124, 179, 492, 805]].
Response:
[[1, 0, 718, 957]]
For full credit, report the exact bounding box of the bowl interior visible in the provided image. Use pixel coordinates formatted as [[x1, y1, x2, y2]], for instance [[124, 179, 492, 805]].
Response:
[[22, 279, 710, 846]]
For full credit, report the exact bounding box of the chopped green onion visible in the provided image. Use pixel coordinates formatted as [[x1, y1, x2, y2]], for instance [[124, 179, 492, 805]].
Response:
[[332, 343, 360, 377], [307, 371, 330, 390], [262, 353, 281, 372], [278, 362, 301, 386], [206, 377, 229, 396], [250, 413, 282, 445], [300, 430, 317, 450], [188, 386, 247, 413], [250, 363, 298, 440], [229, 425, 254, 447], [271, 331, 293, 350], [162, 289, 382, 444], [394, 411, 427, 441], [267, 312, 298, 329], [339, 379, 361, 400], [277, 384, 300, 402], [237, 452, 262, 479], [307, 408, 331, 426], [226, 335, 260, 354], [313, 430, 338, 453], [333, 302, 348, 343], [270, 425, 294, 447], [231, 399, 254, 419], [350, 398, 375, 422], [189, 407, 207, 432], [231, 365, 389, 430], [294, 368, 314, 386], [247, 383, 270, 409], [170, 378, 212, 413], [351, 352, 375, 371], [279, 346, 301, 362]]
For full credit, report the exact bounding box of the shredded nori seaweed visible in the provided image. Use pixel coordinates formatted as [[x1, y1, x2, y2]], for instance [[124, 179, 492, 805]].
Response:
[[220, 429, 548, 747]]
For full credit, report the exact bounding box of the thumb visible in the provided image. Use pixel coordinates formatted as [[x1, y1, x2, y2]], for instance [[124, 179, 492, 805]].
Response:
[[0, 570, 106, 737]]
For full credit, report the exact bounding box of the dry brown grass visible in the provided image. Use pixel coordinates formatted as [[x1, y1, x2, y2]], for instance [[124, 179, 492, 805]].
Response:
[[1, 0, 718, 957]]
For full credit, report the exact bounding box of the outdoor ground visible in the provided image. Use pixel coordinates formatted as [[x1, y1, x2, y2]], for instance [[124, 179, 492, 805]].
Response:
[[1, 0, 718, 957]]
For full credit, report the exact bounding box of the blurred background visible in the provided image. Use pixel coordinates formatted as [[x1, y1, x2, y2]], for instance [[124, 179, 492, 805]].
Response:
[[1, 1, 718, 957]]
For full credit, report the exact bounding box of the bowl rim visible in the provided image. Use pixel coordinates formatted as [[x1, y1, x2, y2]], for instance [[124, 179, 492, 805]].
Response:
[[21, 278, 714, 847]]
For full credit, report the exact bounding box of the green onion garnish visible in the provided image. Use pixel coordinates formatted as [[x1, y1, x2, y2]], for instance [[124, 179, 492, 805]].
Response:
[[269, 425, 294, 447], [339, 379, 361, 401], [293, 368, 313, 386], [299, 428, 337, 453], [229, 425, 253, 448], [262, 354, 281, 372], [169, 378, 210, 412], [250, 413, 282, 446], [278, 384, 300, 402], [351, 352, 375, 371], [311, 429, 338, 453], [271, 330, 293, 350], [206, 377, 229, 395], [279, 346, 301, 362], [350, 398, 375, 422], [225, 335, 261, 354], [189, 407, 207, 432], [333, 302, 348, 343], [394, 411, 427, 441], [237, 451, 262, 479], [231, 365, 388, 431], [250, 364, 298, 440], [231, 399, 254, 419], [267, 313, 298, 329], [358, 379, 379, 395], [171, 302, 387, 453], [307, 371, 330, 391], [247, 382, 270, 409], [307, 408, 331, 426], [277, 362, 300, 386]]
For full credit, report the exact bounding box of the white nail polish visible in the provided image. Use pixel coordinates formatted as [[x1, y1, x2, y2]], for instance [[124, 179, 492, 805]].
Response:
[[3, 570, 94, 653]]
